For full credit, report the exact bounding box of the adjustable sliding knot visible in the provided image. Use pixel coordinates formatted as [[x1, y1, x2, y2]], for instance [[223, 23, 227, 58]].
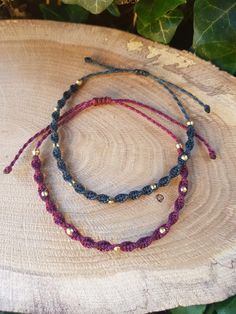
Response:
[[93, 97, 113, 105]]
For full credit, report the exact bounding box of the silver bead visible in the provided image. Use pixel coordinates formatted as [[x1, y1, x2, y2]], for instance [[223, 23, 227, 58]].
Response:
[[32, 148, 40, 156], [180, 186, 188, 193], [186, 120, 194, 126], [159, 227, 166, 234], [76, 79, 83, 86], [53, 143, 60, 148], [53, 107, 58, 112], [150, 184, 157, 190], [66, 227, 74, 236], [108, 198, 114, 204], [113, 246, 120, 252], [69, 180, 75, 187], [181, 154, 188, 161], [41, 190, 48, 197], [176, 143, 183, 149]]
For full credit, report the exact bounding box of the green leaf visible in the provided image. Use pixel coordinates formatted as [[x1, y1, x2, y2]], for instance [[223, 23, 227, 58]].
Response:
[[39, 3, 89, 22], [204, 304, 217, 314], [214, 295, 236, 314], [107, 2, 120, 17], [62, 0, 113, 14], [169, 304, 206, 314], [135, 0, 186, 24], [135, 0, 186, 44], [40, 4, 67, 21], [193, 0, 236, 75], [64, 4, 89, 22], [137, 8, 183, 44]]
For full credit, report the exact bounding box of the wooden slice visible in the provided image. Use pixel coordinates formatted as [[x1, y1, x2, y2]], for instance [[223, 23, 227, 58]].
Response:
[[0, 20, 236, 314]]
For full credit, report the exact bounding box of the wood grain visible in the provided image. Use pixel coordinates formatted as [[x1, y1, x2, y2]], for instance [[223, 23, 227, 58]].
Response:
[[0, 20, 236, 314]]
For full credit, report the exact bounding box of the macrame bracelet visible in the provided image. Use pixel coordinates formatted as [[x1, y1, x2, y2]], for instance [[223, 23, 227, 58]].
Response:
[[48, 57, 212, 204], [31, 96, 215, 252], [4, 96, 216, 252], [32, 97, 190, 252]]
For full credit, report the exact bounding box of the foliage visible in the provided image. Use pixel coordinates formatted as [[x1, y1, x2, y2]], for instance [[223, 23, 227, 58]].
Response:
[[107, 2, 120, 16], [0, 0, 236, 75], [61, 0, 113, 14], [135, 0, 186, 44], [168, 295, 236, 314], [169, 304, 206, 314], [1, 0, 234, 75], [193, 0, 236, 75], [39, 3, 89, 22]]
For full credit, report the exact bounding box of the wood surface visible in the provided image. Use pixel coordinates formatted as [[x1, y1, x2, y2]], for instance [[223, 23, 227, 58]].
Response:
[[0, 20, 236, 314]]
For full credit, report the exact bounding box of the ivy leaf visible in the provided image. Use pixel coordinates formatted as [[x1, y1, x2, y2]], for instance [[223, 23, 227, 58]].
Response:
[[62, 0, 113, 14], [107, 3, 120, 17], [137, 8, 183, 44], [65, 4, 89, 22], [193, 0, 236, 75], [169, 304, 206, 314], [135, 0, 186, 23], [39, 3, 89, 22], [135, 0, 186, 44], [214, 295, 236, 314]]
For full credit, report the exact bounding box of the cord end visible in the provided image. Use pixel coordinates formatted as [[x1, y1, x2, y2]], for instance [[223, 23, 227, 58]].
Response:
[[204, 105, 210, 113], [3, 166, 12, 174], [209, 151, 217, 160], [84, 57, 94, 64]]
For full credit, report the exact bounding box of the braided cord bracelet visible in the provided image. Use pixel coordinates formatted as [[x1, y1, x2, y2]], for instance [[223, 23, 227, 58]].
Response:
[[4, 97, 215, 252], [48, 57, 212, 204], [33, 97, 189, 252]]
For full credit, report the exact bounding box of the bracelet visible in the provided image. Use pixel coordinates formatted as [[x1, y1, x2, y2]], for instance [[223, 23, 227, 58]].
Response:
[[31, 96, 215, 252], [49, 57, 211, 204], [4, 96, 215, 252], [3, 57, 217, 252], [32, 97, 190, 252]]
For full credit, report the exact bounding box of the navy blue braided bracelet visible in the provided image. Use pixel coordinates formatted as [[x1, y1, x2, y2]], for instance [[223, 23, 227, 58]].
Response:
[[49, 57, 210, 204]]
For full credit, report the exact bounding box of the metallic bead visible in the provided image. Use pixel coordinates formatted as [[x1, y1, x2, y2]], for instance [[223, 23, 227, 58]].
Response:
[[108, 198, 114, 204], [32, 148, 40, 156], [41, 190, 48, 197], [53, 107, 58, 111], [53, 143, 60, 148], [176, 143, 183, 149], [66, 227, 74, 236], [180, 186, 188, 193], [156, 194, 164, 202], [150, 184, 157, 190], [69, 180, 76, 187], [159, 227, 166, 234], [181, 154, 188, 161], [113, 246, 120, 252], [186, 120, 194, 126], [76, 79, 83, 86]]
